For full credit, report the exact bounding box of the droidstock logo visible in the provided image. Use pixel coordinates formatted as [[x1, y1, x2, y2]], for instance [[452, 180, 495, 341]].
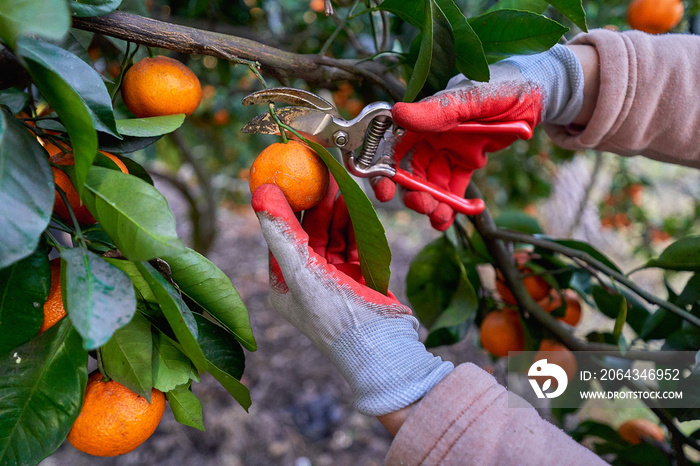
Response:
[[528, 358, 568, 398]]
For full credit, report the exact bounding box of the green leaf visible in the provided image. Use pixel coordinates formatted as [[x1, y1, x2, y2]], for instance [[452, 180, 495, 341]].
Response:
[[99, 133, 162, 154], [16, 37, 120, 138], [678, 273, 700, 307], [82, 166, 187, 261], [301, 139, 391, 295], [152, 330, 192, 393], [104, 258, 157, 303], [406, 236, 464, 329], [547, 0, 587, 31], [404, 1, 455, 102], [61, 248, 137, 350], [101, 312, 153, 400], [116, 115, 186, 137], [0, 0, 70, 48], [0, 248, 50, 356], [639, 308, 683, 341], [0, 89, 29, 114], [646, 236, 700, 271], [488, 0, 549, 14], [166, 383, 205, 431], [0, 111, 54, 268], [135, 262, 207, 373], [548, 238, 622, 273], [15, 38, 98, 193], [495, 210, 543, 234], [162, 248, 256, 351], [425, 272, 477, 348], [469, 10, 569, 57], [435, 0, 489, 81], [377, 0, 423, 28], [70, 0, 122, 17], [0, 319, 88, 465], [591, 286, 626, 342], [194, 314, 245, 381]]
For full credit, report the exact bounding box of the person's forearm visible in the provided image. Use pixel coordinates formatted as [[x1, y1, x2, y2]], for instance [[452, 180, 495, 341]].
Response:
[[567, 44, 600, 126]]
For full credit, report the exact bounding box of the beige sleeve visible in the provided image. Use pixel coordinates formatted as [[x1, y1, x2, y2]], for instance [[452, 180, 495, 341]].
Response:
[[385, 363, 605, 466], [544, 29, 700, 169]]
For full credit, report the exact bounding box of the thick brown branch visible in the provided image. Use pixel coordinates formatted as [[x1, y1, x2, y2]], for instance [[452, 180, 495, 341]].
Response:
[[464, 183, 690, 366], [72, 11, 404, 100]]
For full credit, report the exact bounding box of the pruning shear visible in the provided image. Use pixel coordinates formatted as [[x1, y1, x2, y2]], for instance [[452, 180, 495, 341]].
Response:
[[241, 87, 533, 216]]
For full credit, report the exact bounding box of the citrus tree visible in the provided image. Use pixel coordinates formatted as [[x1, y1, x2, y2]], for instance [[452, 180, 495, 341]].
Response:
[[0, 0, 698, 465]]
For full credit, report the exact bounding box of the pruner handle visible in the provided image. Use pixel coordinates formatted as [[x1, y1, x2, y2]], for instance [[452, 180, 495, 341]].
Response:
[[390, 168, 485, 216]]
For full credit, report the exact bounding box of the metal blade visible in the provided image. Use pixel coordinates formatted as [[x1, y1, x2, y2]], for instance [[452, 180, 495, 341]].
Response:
[[241, 107, 336, 146], [241, 87, 340, 118]]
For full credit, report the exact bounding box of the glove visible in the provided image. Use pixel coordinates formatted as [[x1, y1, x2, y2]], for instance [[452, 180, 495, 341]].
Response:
[[373, 44, 585, 230], [252, 178, 453, 416]]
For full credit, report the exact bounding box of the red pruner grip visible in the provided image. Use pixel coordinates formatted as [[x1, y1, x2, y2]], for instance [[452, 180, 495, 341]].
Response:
[[390, 120, 534, 216]]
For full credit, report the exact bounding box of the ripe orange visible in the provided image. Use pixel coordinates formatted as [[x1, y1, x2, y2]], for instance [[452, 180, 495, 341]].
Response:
[[534, 340, 577, 381], [537, 289, 582, 327], [67, 371, 166, 457], [618, 419, 665, 445], [559, 290, 582, 326], [39, 258, 66, 334], [310, 0, 325, 12], [46, 143, 128, 226], [627, 0, 683, 34], [479, 309, 524, 357], [496, 251, 551, 305], [249, 140, 330, 212], [121, 56, 202, 118]]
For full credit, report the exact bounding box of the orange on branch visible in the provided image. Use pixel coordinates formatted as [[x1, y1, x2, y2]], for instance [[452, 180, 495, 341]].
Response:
[[496, 251, 551, 305], [249, 140, 330, 212], [618, 419, 665, 445], [68, 372, 165, 457], [39, 258, 66, 334], [535, 340, 578, 381], [46, 143, 128, 226], [121, 56, 202, 118], [627, 0, 683, 34], [479, 309, 524, 357]]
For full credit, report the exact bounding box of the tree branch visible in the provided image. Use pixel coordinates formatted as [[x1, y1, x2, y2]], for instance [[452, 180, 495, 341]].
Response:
[[72, 11, 404, 100], [463, 183, 692, 366], [484, 228, 700, 329]]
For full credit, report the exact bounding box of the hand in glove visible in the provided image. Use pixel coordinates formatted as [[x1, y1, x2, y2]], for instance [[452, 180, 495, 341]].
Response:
[[252, 177, 453, 416], [373, 44, 585, 230]]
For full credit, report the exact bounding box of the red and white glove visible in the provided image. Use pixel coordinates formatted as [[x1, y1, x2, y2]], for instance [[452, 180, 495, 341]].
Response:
[[252, 178, 453, 416], [373, 45, 584, 230]]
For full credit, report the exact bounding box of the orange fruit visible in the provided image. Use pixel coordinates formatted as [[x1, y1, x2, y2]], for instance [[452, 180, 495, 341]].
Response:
[[212, 108, 230, 126], [618, 418, 665, 445], [537, 289, 582, 327], [39, 258, 66, 334], [310, 0, 325, 12], [627, 0, 683, 34], [534, 340, 577, 381], [121, 56, 202, 118], [249, 140, 330, 212], [559, 290, 582, 326], [496, 251, 551, 305], [46, 143, 128, 226], [479, 309, 524, 357], [68, 371, 166, 457]]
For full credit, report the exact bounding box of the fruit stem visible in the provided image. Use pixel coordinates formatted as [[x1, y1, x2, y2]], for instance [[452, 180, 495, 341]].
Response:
[[268, 103, 288, 143]]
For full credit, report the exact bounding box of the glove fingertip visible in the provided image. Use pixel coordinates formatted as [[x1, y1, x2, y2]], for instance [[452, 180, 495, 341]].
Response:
[[251, 184, 297, 221], [403, 191, 438, 215], [429, 203, 456, 231], [371, 176, 396, 202]]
